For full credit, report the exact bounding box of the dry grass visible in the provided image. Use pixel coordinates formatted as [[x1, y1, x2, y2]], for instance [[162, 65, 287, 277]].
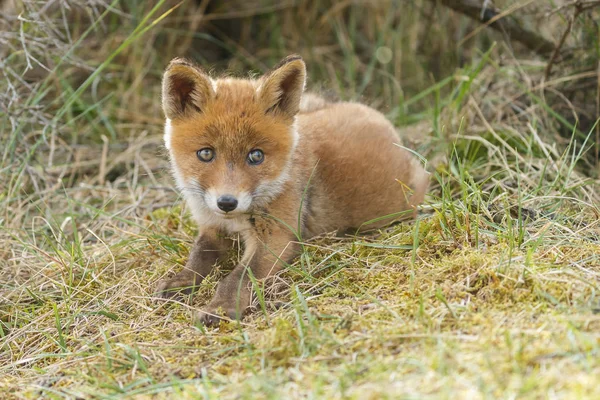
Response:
[[1, 1, 600, 398]]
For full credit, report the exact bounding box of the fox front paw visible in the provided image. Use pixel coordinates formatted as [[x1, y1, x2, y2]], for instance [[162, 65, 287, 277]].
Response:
[[155, 270, 202, 299], [193, 305, 247, 327]]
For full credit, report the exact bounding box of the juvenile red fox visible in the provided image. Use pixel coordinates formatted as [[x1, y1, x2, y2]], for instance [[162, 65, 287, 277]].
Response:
[[157, 55, 429, 325]]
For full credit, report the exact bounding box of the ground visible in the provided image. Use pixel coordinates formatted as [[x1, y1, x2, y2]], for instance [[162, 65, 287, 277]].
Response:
[[1, 1, 599, 399]]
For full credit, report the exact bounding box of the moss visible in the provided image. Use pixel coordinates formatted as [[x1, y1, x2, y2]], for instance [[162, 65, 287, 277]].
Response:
[[2, 2, 600, 398]]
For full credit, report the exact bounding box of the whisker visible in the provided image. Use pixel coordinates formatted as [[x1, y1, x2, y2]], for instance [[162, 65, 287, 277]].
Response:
[[182, 188, 206, 197]]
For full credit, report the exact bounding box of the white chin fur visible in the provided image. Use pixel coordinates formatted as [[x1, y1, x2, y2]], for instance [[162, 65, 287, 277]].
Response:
[[163, 118, 172, 150], [185, 193, 252, 233], [204, 190, 253, 215]]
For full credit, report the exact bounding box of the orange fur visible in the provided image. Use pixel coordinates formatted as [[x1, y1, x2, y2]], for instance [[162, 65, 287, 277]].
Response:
[[158, 55, 429, 325]]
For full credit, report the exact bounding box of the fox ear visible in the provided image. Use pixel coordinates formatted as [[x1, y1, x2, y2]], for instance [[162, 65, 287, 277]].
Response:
[[162, 58, 214, 120], [258, 55, 306, 118]]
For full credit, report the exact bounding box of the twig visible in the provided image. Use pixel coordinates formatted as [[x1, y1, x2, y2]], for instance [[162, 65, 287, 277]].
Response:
[[547, 0, 600, 16], [596, 61, 600, 166], [544, 15, 576, 80], [544, 1, 591, 80], [429, 0, 556, 56], [99, 135, 109, 186]]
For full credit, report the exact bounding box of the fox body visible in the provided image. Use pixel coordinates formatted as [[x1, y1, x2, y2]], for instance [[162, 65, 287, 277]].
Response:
[[158, 55, 429, 325]]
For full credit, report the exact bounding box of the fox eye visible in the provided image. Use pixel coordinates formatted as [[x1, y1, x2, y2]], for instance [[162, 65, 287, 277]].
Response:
[[247, 149, 264, 165], [197, 148, 214, 162]]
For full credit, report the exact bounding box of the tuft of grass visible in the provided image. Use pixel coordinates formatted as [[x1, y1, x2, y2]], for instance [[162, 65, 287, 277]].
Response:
[[1, 1, 600, 399]]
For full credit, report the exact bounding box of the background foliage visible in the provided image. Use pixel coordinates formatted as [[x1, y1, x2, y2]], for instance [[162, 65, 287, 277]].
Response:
[[1, 1, 599, 398]]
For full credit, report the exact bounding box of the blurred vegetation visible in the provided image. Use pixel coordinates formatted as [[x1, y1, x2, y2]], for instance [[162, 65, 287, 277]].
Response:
[[2, 1, 599, 203], [1, 1, 600, 398]]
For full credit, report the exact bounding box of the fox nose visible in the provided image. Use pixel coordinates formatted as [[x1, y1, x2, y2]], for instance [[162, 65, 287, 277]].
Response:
[[217, 195, 238, 212]]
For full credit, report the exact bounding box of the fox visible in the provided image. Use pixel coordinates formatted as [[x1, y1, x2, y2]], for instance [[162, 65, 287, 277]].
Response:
[[157, 55, 429, 326]]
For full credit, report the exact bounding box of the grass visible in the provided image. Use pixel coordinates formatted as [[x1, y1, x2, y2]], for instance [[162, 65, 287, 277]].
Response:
[[1, 0, 600, 398]]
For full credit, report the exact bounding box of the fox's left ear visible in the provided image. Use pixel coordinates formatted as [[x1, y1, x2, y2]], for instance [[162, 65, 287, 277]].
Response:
[[162, 58, 215, 120], [258, 55, 306, 118]]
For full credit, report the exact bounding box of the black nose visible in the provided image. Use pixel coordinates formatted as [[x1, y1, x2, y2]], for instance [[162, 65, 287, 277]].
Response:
[[217, 195, 238, 212]]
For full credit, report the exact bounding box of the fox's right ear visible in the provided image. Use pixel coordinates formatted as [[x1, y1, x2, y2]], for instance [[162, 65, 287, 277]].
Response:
[[258, 55, 306, 119], [162, 58, 214, 120]]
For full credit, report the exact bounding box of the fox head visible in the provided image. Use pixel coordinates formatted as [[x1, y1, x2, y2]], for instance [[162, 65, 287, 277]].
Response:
[[162, 55, 306, 220]]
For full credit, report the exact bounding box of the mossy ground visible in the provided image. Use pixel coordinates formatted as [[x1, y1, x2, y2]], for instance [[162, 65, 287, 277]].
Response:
[[3, 199, 599, 398], [1, 1, 599, 399]]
